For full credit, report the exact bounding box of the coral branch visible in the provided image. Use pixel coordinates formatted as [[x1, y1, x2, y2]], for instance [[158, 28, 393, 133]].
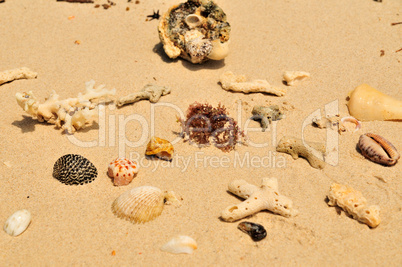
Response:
[[221, 178, 298, 222], [219, 71, 286, 96], [0, 67, 37, 85], [328, 183, 381, 228], [15, 80, 115, 134], [117, 84, 170, 107], [276, 136, 326, 169]]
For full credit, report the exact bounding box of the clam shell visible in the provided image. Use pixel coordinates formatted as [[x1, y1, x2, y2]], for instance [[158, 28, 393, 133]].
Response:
[[112, 186, 165, 223], [160, 235, 197, 254], [358, 133, 400, 166], [4, 209, 31, 237], [145, 136, 174, 161], [53, 154, 98, 185]]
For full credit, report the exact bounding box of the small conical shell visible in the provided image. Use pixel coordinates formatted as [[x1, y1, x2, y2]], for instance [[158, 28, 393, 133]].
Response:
[[112, 186, 165, 223], [145, 136, 174, 161], [160, 235, 197, 254]]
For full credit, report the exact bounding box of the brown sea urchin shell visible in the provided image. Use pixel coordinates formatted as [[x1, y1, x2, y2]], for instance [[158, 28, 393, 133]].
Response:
[[53, 154, 98, 185], [145, 136, 174, 161], [358, 133, 400, 166], [112, 186, 165, 224]]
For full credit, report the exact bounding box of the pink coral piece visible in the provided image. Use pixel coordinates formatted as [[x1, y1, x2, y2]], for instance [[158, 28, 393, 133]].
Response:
[[108, 158, 139, 186]]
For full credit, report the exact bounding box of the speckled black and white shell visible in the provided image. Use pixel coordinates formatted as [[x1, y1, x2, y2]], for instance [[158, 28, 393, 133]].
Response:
[[53, 154, 98, 185]]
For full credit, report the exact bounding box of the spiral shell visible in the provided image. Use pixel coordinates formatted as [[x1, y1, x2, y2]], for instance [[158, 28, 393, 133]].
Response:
[[53, 154, 97, 185], [112, 186, 165, 224]]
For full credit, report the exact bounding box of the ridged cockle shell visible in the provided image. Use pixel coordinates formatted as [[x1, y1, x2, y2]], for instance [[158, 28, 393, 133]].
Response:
[[112, 186, 165, 224]]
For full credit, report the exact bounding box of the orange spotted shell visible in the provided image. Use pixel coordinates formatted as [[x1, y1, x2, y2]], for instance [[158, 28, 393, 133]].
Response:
[[108, 158, 138, 186]]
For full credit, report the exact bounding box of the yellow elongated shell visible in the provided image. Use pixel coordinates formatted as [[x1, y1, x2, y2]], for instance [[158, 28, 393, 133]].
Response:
[[112, 186, 165, 223], [347, 84, 402, 121], [145, 136, 174, 160]]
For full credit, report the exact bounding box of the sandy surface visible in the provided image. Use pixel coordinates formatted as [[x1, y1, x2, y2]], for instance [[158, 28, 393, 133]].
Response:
[[1, 0, 401, 265]]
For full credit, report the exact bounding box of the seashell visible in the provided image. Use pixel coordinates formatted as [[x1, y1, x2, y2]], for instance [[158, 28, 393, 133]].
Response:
[[145, 136, 174, 161], [53, 154, 98, 185], [158, 0, 230, 64], [238, 221, 267, 242], [108, 158, 139, 186], [4, 209, 31, 237], [358, 133, 400, 166], [185, 14, 204, 29], [112, 186, 165, 223], [340, 116, 361, 132], [347, 84, 402, 121], [160, 235, 197, 254], [207, 39, 230, 60]]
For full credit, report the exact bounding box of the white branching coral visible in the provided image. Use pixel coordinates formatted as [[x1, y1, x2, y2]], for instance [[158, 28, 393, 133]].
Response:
[[15, 80, 115, 134], [221, 178, 298, 222]]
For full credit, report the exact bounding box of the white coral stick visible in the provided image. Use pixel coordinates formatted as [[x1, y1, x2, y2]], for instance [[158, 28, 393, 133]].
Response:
[[219, 71, 286, 96], [0, 67, 37, 85], [117, 84, 171, 107]]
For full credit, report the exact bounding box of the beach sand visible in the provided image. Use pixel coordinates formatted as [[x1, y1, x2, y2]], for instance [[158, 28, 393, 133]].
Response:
[[0, 0, 401, 265]]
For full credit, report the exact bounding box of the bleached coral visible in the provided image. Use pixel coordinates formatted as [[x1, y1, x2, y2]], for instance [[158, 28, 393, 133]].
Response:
[[276, 136, 326, 169], [15, 80, 115, 134], [327, 183, 381, 228], [219, 71, 286, 96], [0, 67, 37, 85], [221, 177, 298, 222], [283, 71, 310, 86], [117, 84, 170, 107]]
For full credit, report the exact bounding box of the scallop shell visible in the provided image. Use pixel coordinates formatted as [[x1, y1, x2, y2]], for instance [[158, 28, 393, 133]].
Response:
[[112, 186, 165, 223], [53, 154, 98, 185], [4, 209, 31, 237], [160, 235, 197, 254], [108, 158, 138, 186], [358, 133, 400, 166], [145, 136, 174, 161]]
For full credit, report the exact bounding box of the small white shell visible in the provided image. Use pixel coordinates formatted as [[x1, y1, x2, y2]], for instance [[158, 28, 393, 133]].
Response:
[[208, 40, 230, 60], [185, 14, 204, 29], [112, 186, 165, 223], [340, 116, 361, 132], [160, 235, 197, 254], [4, 209, 31, 236]]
